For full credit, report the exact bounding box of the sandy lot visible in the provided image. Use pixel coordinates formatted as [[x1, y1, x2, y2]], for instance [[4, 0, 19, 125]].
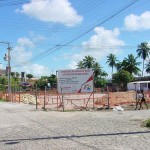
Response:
[[0, 102, 150, 150]]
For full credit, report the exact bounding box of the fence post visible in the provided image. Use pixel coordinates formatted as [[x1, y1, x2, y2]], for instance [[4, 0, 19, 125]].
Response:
[[35, 84, 38, 109], [19, 86, 21, 103], [93, 92, 95, 109], [57, 95, 58, 110], [61, 87, 64, 112], [43, 86, 46, 110], [107, 86, 110, 109]]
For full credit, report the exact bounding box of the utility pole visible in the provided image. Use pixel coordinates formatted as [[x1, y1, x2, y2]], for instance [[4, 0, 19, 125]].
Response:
[[0, 41, 12, 97]]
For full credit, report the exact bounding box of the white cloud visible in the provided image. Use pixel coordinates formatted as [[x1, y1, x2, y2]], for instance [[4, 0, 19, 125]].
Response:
[[22, 64, 50, 77], [11, 35, 51, 77], [11, 37, 33, 64], [17, 37, 35, 48], [124, 11, 150, 31], [65, 27, 125, 69], [0, 63, 3, 69], [17, 0, 83, 27], [81, 27, 124, 59], [67, 60, 77, 69], [12, 35, 46, 64], [12, 46, 32, 64]]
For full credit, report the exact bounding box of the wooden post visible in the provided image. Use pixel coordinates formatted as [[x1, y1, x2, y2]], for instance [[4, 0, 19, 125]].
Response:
[[14, 85, 16, 102], [61, 87, 64, 112], [57, 95, 58, 110], [10, 86, 14, 102], [19, 86, 20, 103], [92, 73, 94, 109], [107, 86, 110, 109], [43, 86, 46, 110], [35, 84, 38, 109]]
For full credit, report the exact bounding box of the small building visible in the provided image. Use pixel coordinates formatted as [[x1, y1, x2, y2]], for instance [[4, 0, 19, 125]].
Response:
[[0, 69, 6, 76], [127, 81, 150, 91]]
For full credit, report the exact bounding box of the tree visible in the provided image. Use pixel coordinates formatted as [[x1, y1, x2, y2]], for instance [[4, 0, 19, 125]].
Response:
[[11, 72, 15, 77], [99, 71, 108, 78], [82, 55, 95, 68], [15, 72, 20, 84], [76, 61, 84, 69], [35, 79, 47, 90], [47, 74, 57, 88], [92, 62, 103, 85], [26, 74, 33, 79], [123, 54, 141, 75], [93, 62, 102, 78], [145, 61, 150, 74], [0, 77, 7, 91], [95, 78, 108, 88], [16, 72, 19, 78], [113, 70, 134, 90], [115, 61, 123, 72], [106, 53, 118, 77], [136, 42, 150, 76]]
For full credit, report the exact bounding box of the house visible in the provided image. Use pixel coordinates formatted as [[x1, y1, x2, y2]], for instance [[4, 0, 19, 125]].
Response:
[[0, 69, 6, 77]]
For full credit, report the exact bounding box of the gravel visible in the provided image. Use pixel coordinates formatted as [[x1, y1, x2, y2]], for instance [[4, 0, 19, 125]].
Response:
[[0, 102, 150, 150]]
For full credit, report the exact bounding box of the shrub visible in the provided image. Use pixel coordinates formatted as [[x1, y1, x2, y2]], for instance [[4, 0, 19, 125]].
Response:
[[0, 99, 6, 102], [142, 119, 150, 128], [145, 119, 150, 127]]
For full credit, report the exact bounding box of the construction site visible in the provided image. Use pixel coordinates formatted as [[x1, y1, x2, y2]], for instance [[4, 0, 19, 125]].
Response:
[[1, 89, 150, 111]]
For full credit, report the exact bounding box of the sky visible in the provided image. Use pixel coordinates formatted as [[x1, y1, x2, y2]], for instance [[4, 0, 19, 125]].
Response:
[[0, 0, 150, 78]]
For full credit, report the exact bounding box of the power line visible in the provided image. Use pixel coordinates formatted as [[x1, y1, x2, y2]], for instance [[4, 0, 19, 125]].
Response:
[[0, 0, 46, 7], [13, 0, 139, 67], [0, 0, 105, 32], [12, 0, 138, 67]]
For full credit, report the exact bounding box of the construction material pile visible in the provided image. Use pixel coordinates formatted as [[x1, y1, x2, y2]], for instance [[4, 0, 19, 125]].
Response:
[[20, 94, 38, 105]]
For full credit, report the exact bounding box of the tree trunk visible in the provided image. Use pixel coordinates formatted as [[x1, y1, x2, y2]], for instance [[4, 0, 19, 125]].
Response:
[[142, 59, 144, 77], [112, 67, 113, 80]]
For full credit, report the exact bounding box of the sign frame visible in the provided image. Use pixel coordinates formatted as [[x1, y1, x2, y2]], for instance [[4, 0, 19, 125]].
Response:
[[57, 69, 94, 94]]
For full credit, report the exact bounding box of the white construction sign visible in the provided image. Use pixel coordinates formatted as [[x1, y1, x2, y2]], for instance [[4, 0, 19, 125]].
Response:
[[57, 69, 93, 94]]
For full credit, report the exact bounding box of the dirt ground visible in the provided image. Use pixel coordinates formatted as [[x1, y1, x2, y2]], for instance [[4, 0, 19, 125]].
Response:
[[0, 102, 150, 150]]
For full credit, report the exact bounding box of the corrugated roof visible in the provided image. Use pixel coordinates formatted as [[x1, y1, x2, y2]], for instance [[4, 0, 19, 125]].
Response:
[[128, 81, 150, 84]]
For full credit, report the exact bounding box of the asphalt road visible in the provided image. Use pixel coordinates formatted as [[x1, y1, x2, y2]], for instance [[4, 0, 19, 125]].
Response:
[[0, 102, 150, 150]]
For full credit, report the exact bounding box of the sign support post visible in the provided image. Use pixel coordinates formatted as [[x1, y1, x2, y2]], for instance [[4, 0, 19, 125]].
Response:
[[61, 87, 64, 112]]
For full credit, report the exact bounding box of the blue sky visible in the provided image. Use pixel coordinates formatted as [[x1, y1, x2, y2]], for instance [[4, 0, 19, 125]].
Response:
[[0, 0, 150, 77]]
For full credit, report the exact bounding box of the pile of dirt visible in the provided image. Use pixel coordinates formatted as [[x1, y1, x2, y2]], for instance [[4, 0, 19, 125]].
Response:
[[20, 94, 39, 105]]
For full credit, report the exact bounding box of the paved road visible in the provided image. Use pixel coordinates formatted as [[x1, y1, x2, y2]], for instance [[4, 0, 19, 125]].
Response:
[[0, 102, 150, 150]]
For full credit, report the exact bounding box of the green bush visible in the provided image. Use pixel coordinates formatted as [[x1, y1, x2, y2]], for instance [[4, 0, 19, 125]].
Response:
[[0, 99, 6, 102], [145, 119, 150, 127], [142, 119, 150, 128]]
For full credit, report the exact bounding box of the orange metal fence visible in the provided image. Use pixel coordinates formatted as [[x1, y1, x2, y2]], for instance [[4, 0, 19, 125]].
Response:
[[1, 90, 150, 111]]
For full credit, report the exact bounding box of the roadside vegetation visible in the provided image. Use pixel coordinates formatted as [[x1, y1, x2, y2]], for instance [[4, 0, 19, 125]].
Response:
[[0, 98, 6, 102], [141, 119, 150, 128]]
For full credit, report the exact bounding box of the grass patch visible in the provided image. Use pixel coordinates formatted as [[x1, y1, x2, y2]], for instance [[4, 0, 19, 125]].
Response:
[[141, 119, 150, 128], [0, 99, 7, 102]]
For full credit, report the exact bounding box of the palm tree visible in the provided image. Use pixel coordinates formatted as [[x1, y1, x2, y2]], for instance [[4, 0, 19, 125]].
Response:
[[106, 53, 118, 77], [115, 61, 123, 72], [100, 71, 108, 78], [145, 61, 150, 73], [82, 55, 95, 68], [136, 42, 150, 76], [11, 72, 15, 78], [92, 62, 102, 78], [76, 61, 84, 69], [26, 74, 33, 80], [123, 54, 141, 75], [15, 72, 20, 84]]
